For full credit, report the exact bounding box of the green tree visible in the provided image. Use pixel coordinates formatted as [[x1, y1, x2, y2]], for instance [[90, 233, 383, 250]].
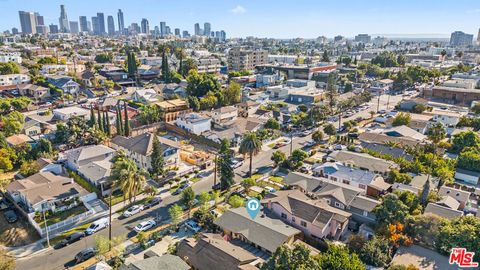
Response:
[[228, 195, 245, 208], [322, 50, 330, 62], [115, 105, 123, 136], [1, 111, 25, 136], [451, 131, 480, 153], [138, 104, 162, 125], [97, 109, 103, 131], [186, 70, 221, 97], [323, 123, 336, 136], [89, 106, 96, 128], [312, 130, 324, 144], [198, 191, 211, 209], [19, 160, 40, 177], [436, 216, 480, 262], [127, 51, 138, 78], [161, 51, 171, 83], [104, 111, 111, 136], [182, 187, 196, 217], [150, 135, 165, 177], [406, 214, 444, 249], [371, 51, 399, 68], [123, 101, 130, 136], [187, 96, 200, 112], [309, 104, 328, 126], [374, 193, 410, 225], [287, 149, 308, 170], [199, 91, 218, 110], [318, 244, 366, 270], [0, 62, 20, 75], [94, 53, 113, 63], [325, 73, 338, 114], [218, 139, 234, 190], [271, 150, 287, 167], [357, 236, 392, 267], [242, 177, 256, 190], [222, 82, 241, 105], [392, 112, 411, 126], [261, 244, 321, 270], [265, 118, 281, 130], [239, 132, 263, 176], [111, 158, 146, 204], [168, 204, 183, 229]]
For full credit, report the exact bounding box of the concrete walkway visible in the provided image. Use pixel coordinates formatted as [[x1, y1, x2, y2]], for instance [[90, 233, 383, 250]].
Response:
[[6, 239, 49, 258]]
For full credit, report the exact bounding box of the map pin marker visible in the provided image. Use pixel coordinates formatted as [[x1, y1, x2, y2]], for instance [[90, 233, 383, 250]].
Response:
[[246, 198, 260, 219]]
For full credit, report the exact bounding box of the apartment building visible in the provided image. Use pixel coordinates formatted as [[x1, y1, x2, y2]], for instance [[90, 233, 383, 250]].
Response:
[[228, 48, 268, 71]]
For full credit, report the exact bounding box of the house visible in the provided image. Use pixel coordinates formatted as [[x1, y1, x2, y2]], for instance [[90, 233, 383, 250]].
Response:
[[17, 84, 50, 103], [175, 113, 212, 135], [6, 171, 89, 213], [0, 74, 30, 86], [53, 106, 90, 121], [454, 168, 480, 186], [287, 88, 323, 105], [204, 117, 265, 146], [424, 203, 463, 220], [423, 109, 466, 127], [359, 141, 414, 161], [155, 99, 192, 122], [374, 79, 394, 90], [262, 190, 351, 242], [423, 86, 480, 106], [312, 162, 390, 197], [46, 75, 80, 95], [438, 186, 470, 210], [398, 98, 429, 111], [6, 134, 34, 146], [22, 119, 42, 136], [98, 97, 119, 111], [131, 88, 159, 104], [41, 64, 68, 75], [359, 132, 423, 148], [104, 71, 135, 86], [214, 207, 302, 254], [382, 125, 427, 141], [62, 145, 116, 195], [393, 174, 439, 194], [177, 233, 260, 270], [110, 133, 180, 170], [326, 150, 397, 176], [120, 254, 190, 270], [211, 106, 238, 124]]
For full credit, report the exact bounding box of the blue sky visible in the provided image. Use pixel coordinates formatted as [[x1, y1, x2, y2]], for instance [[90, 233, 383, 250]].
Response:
[[3, 0, 479, 38]]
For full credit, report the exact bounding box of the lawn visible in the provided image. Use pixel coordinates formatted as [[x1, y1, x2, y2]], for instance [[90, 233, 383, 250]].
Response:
[[35, 205, 88, 228], [269, 176, 284, 183], [108, 190, 144, 206], [251, 174, 263, 181], [267, 143, 276, 148], [46, 222, 92, 247]]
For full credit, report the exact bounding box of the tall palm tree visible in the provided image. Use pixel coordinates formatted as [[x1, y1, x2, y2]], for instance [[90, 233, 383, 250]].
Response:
[[239, 132, 263, 177], [110, 158, 146, 204]]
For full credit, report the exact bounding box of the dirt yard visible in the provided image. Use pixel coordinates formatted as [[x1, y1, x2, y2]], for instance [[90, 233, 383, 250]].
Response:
[[0, 211, 40, 247]]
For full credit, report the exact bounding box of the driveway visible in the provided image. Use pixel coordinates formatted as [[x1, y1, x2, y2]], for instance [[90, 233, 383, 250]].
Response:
[[0, 210, 40, 247]]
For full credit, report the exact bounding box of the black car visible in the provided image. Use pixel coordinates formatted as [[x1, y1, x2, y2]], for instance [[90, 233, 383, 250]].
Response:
[[143, 197, 161, 209], [211, 183, 221, 190], [59, 232, 84, 247], [75, 248, 96, 263], [3, 210, 17, 223]]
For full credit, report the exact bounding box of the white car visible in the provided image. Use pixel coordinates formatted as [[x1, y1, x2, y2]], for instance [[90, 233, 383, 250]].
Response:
[[185, 220, 201, 233], [134, 219, 156, 232], [231, 159, 244, 169], [123, 205, 144, 218], [85, 218, 109, 235]]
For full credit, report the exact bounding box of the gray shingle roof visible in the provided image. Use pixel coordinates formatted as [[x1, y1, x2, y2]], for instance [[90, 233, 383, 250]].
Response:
[[124, 254, 190, 270], [328, 150, 396, 174], [424, 203, 463, 220], [111, 133, 179, 157]]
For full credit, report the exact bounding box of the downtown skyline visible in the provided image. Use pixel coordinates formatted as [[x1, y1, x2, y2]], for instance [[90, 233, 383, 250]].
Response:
[[2, 0, 479, 39]]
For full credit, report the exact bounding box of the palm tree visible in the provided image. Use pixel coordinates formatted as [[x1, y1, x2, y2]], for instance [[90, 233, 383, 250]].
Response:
[[426, 123, 446, 189], [239, 132, 263, 177], [110, 158, 147, 204]]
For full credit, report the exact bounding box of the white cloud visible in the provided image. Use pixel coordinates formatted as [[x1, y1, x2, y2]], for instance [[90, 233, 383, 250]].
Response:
[[231, 5, 247, 14]]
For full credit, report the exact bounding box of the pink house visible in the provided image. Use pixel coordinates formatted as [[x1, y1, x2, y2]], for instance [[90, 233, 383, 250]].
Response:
[[262, 190, 351, 242]]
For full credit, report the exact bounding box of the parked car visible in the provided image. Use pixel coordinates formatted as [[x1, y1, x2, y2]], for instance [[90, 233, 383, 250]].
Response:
[[0, 197, 11, 211], [143, 197, 161, 209], [58, 232, 85, 247], [85, 218, 109, 235], [122, 205, 144, 218], [3, 210, 17, 223], [231, 159, 244, 169], [173, 183, 190, 195], [75, 248, 96, 263], [134, 219, 156, 232], [185, 220, 201, 233], [211, 183, 222, 190], [299, 130, 312, 137]]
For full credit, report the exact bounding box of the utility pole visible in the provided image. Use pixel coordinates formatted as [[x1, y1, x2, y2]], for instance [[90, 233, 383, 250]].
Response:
[[108, 191, 112, 251], [290, 132, 293, 155], [43, 208, 50, 247], [377, 92, 381, 113], [213, 153, 217, 186]]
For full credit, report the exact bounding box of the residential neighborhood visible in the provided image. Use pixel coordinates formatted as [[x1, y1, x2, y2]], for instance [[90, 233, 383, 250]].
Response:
[[0, 1, 479, 270]]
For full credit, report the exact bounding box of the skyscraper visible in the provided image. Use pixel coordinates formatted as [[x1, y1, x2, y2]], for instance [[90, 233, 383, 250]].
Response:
[[18, 11, 36, 34], [174, 28, 180, 37], [12, 28, 19, 35], [220, 30, 226, 42], [477, 28, 480, 45], [182, 30, 190, 38], [34, 13, 44, 26], [117, 9, 124, 34], [97, 13, 105, 35], [450, 31, 473, 46], [49, 24, 59, 34], [69, 21, 79, 34], [141, 18, 149, 34], [59, 5, 70, 32], [204, 22, 211, 37], [165, 26, 171, 35], [79, 16, 88, 32], [92, 16, 100, 35], [160, 22, 167, 37], [194, 23, 201, 36], [107, 16, 115, 36]]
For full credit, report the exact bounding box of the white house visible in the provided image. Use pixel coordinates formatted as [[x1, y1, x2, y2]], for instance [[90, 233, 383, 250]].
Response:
[[53, 106, 90, 121], [211, 106, 238, 124], [0, 74, 30, 86], [0, 53, 22, 64], [175, 113, 212, 135], [424, 109, 466, 127], [454, 168, 480, 186], [41, 64, 69, 75], [131, 88, 159, 104]]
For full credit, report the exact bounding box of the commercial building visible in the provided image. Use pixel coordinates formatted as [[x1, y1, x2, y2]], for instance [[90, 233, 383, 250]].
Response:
[[96, 13, 105, 35], [79, 16, 88, 32], [19, 11, 36, 34], [59, 5, 70, 33], [355, 34, 371, 43], [107, 16, 115, 36], [141, 18, 149, 34], [450, 31, 473, 46], [117, 9, 124, 34], [69, 21, 79, 34]]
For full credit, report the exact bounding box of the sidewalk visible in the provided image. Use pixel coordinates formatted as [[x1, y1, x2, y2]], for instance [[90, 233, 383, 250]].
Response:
[[6, 239, 49, 258]]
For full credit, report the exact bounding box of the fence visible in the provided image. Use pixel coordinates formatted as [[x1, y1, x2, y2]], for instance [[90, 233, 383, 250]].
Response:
[[27, 208, 95, 237]]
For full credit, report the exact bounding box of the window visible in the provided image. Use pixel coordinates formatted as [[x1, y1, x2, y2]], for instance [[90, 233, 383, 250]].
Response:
[[363, 211, 368, 217], [330, 177, 337, 182], [359, 184, 366, 189], [343, 180, 350, 185], [292, 217, 296, 223], [281, 213, 287, 219], [300, 221, 307, 227], [334, 202, 344, 209]]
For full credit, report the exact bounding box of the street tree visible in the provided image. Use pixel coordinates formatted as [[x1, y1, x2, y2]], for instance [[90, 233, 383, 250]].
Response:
[[239, 132, 263, 176]]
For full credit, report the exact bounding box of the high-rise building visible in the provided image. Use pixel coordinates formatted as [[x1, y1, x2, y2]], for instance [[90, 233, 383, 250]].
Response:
[[204, 22, 211, 37], [182, 30, 190, 38], [69, 21, 79, 34], [59, 5, 70, 32], [165, 26, 171, 35], [107, 16, 115, 36], [174, 28, 180, 37], [79, 16, 88, 32], [220, 30, 226, 42], [34, 13, 44, 26], [129, 23, 140, 34], [141, 18, 149, 34], [354, 34, 371, 43], [160, 22, 167, 37], [154, 26, 160, 36], [97, 13, 105, 35], [12, 28, 19, 35], [92, 16, 100, 35], [450, 31, 473, 46], [477, 28, 480, 45], [194, 23, 201, 36], [117, 9, 124, 34], [49, 24, 59, 34], [36, 25, 49, 35], [18, 11, 36, 34]]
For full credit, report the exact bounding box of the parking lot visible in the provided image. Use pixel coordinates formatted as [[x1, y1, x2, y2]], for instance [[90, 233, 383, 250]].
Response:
[[0, 210, 40, 247]]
